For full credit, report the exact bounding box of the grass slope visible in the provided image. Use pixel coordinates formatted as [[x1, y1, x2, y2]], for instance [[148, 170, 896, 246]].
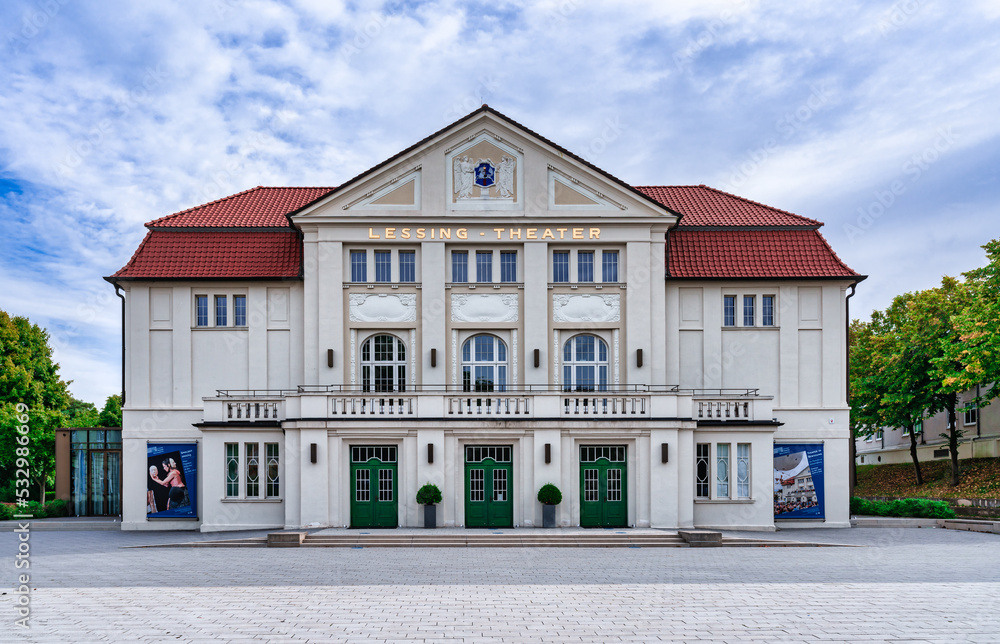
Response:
[[855, 457, 1000, 499]]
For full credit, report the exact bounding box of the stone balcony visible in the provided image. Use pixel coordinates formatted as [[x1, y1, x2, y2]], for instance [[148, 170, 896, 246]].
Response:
[[203, 386, 774, 424]]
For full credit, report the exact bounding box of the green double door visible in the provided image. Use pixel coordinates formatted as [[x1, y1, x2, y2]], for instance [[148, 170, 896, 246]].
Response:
[[580, 445, 628, 528], [350, 446, 398, 528], [464, 445, 513, 528]]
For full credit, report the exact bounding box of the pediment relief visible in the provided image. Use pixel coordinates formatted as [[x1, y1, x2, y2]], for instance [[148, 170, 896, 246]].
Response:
[[446, 130, 522, 211]]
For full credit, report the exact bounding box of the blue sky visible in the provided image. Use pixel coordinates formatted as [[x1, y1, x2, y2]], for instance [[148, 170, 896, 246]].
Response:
[[2, 0, 999, 405]]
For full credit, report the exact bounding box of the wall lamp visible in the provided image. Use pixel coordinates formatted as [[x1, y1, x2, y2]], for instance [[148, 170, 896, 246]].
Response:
[[636, 349, 643, 368], [430, 348, 437, 368], [327, 349, 335, 368]]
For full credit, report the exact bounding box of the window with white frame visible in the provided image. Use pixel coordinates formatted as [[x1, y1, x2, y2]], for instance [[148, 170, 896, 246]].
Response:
[[225, 442, 281, 499], [723, 295, 736, 327], [195, 295, 209, 327], [553, 251, 569, 283], [562, 334, 608, 392], [462, 334, 507, 392], [476, 251, 493, 282], [399, 250, 415, 283], [552, 249, 621, 283], [736, 443, 751, 499], [374, 250, 392, 283], [195, 293, 246, 327], [350, 250, 367, 282], [743, 295, 755, 327], [716, 443, 730, 498], [451, 251, 468, 283], [602, 250, 619, 283], [577, 251, 594, 282], [500, 251, 517, 282], [695, 443, 710, 498], [361, 334, 407, 392], [234, 294, 247, 326], [215, 295, 227, 326], [762, 295, 775, 326], [964, 404, 978, 426]]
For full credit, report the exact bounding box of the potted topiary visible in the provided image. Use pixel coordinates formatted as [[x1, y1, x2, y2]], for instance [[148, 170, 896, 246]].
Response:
[[537, 483, 562, 528], [416, 483, 443, 528]]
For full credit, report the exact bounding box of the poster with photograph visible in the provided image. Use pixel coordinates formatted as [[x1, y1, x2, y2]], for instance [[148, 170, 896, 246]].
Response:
[[147, 443, 197, 519], [773, 443, 824, 520]]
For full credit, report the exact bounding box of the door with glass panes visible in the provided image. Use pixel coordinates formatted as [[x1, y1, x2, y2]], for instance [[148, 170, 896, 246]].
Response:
[[464, 445, 513, 528], [350, 446, 398, 528], [579, 445, 627, 528]]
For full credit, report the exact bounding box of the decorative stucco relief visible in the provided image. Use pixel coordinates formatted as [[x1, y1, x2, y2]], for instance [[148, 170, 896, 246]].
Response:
[[552, 294, 621, 323], [349, 294, 417, 322], [450, 293, 519, 323]]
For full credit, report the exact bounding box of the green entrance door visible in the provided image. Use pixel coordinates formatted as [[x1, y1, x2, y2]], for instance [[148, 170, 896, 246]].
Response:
[[580, 445, 627, 528], [350, 446, 398, 528], [464, 445, 513, 528]]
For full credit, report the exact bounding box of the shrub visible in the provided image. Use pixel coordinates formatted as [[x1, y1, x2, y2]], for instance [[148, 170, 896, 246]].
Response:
[[0, 503, 14, 521], [416, 483, 442, 505], [851, 496, 955, 519], [537, 483, 562, 506], [44, 499, 70, 518]]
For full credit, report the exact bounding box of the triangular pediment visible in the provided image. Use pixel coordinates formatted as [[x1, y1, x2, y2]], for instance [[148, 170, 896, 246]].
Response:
[[289, 106, 677, 224]]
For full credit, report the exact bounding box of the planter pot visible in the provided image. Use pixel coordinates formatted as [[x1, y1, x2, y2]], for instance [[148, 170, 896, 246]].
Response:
[[423, 504, 437, 529], [542, 503, 556, 528]]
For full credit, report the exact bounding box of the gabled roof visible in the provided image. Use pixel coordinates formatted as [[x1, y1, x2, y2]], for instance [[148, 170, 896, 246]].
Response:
[[109, 231, 301, 280], [635, 185, 821, 228], [284, 105, 679, 223], [668, 229, 859, 279], [147, 186, 335, 229]]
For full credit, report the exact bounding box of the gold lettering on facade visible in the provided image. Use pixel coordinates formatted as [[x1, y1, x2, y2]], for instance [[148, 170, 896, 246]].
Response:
[[556, 228, 567, 239], [439, 228, 451, 239], [494, 228, 505, 240], [589, 228, 600, 239], [369, 227, 380, 239], [385, 227, 396, 239], [456, 228, 468, 240], [509, 228, 521, 239], [368, 227, 602, 240], [526, 228, 537, 239], [572, 228, 584, 239], [542, 229, 555, 239], [401, 228, 411, 239], [416, 228, 426, 239]]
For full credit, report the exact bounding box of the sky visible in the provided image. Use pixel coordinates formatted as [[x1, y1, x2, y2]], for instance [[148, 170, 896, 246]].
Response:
[[1, 0, 999, 405]]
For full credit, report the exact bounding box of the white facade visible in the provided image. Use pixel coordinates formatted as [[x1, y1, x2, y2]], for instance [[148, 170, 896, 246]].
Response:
[[115, 109, 856, 531]]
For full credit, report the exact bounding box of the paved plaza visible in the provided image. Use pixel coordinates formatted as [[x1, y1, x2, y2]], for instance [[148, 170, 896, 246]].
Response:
[[4, 526, 1000, 642]]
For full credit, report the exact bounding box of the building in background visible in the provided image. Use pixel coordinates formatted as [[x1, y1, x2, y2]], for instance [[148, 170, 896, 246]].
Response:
[[106, 106, 862, 531]]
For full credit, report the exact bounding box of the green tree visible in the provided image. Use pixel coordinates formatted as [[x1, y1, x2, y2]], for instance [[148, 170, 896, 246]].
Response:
[[0, 311, 72, 501], [98, 394, 123, 427], [939, 240, 1000, 409]]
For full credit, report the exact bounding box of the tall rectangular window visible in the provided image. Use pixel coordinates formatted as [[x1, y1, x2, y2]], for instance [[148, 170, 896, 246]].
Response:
[[723, 295, 736, 327], [195, 295, 208, 327], [265, 443, 280, 497], [695, 443, 710, 498], [736, 443, 751, 499], [399, 251, 415, 283], [762, 295, 775, 326], [215, 295, 227, 326], [374, 250, 392, 283], [964, 406, 978, 426], [245, 442, 259, 497], [476, 251, 493, 282], [350, 250, 367, 282], [225, 443, 239, 497], [577, 251, 594, 282], [233, 295, 246, 327], [743, 295, 755, 326], [451, 251, 468, 283], [553, 251, 569, 283], [500, 251, 517, 282], [602, 250, 619, 283], [716, 443, 730, 498]]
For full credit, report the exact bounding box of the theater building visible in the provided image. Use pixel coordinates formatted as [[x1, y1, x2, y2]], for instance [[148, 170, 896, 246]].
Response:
[[108, 106, 862, 532]]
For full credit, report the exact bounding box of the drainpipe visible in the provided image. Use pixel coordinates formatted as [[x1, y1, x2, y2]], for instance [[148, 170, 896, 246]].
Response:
[[846, 282, 858, 490], [114, 284, 126, 405], [976, 383, 981, 438]]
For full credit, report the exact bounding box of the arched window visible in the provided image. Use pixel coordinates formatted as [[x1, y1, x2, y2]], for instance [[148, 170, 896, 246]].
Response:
[[462, 334, 507, 392], [361, 334, 406, 392], [562, 334, 608, 392]]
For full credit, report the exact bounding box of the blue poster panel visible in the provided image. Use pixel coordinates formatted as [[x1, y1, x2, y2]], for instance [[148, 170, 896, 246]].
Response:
[[147, 443, 197, 519], [773, 443, 825, 520]]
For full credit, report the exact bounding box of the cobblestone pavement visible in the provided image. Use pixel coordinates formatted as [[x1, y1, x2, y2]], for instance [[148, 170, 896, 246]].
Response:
[[4, 527, 1000, 642]]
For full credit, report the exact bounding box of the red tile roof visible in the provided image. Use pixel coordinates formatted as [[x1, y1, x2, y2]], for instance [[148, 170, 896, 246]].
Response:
[[147, 186, 335, 228], [668, 229, 858, 279], [111, 231, 301, 280], [635, 185, 821, 227]]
